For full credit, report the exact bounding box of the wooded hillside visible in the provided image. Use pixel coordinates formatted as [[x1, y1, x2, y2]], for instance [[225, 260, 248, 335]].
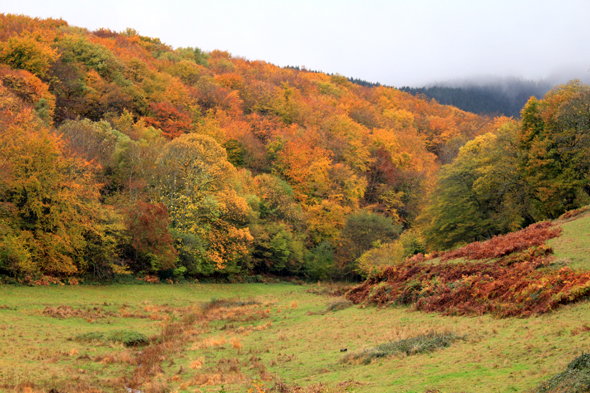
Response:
[[0, 14, 565, 282]]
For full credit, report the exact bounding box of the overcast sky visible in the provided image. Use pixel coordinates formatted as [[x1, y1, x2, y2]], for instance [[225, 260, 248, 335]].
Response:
[[1, 0, 589, 87]]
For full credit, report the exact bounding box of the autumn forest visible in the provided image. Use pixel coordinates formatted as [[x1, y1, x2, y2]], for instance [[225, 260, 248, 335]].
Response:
[[1, 14, 589, 284]]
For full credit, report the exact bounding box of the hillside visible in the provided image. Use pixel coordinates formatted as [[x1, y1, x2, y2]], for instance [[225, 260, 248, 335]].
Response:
[[0, 13, 507, 282]]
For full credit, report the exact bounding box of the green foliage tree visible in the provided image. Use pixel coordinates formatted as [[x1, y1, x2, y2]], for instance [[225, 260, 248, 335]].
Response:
[[518, 80, 590, 219], [247, 174, 305, 275], [175, 46, 209, 66], [58, 35, 123, 80], [152, 133, 252, 275], [249, 221, 305, 275], [335, 211, 401, 279], [304, 241, 335, 281], [423, 122, 528, 250], [222, 138, 246, 167]]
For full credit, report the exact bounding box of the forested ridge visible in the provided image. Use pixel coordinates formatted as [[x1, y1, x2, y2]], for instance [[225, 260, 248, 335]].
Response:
[[0, 14, 587, 283], [400, 78, 553, 118]]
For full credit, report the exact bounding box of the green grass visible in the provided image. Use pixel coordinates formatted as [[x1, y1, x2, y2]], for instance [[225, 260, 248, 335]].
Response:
[[2, 210, 590, 392], [550, 210, 590, 271], [2, 282, 590, 392]]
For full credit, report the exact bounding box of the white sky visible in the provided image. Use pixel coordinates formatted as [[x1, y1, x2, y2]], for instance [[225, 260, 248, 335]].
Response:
[[1, 0, 589, 86]]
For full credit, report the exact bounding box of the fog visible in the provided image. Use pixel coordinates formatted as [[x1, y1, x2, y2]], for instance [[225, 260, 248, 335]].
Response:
[[1, 0, 589, 87]]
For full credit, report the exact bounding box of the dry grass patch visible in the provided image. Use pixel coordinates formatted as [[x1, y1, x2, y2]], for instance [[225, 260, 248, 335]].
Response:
[[251, 379, 363, 393], [190, 358, 204, 369], [43, 305, 115, 320], [194, 335, 227, 349], [190, 357, 247, 387]]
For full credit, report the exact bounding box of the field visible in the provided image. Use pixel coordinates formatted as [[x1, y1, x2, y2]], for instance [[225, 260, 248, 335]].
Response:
[[2, 211, 590, 392]]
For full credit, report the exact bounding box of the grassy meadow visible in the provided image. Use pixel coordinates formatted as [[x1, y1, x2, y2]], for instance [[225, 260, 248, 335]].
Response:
[[2, 211, 590, 392]]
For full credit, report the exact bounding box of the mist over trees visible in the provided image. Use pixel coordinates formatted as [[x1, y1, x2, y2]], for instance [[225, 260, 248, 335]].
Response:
[[400, 77, 554, 118]]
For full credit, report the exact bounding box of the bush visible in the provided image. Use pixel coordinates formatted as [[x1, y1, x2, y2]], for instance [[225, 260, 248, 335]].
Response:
[[357, 241, 404, 278], [534, 353, 590, 392], [304, 241, 335, 281], [335, 211, 402, 279], [438, 221, 562, 262], [341, 332, 464, 365], [75, 330, 148, 346], [325, 298, 353, 312], [399, 229, 426, 257]]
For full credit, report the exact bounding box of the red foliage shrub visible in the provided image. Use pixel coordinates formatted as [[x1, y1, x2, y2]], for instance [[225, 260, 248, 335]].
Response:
[[347, 256, 590, 317], [346, 223, 590, 318], [439, 221, 562, 262], [560, 206, 589, 220]]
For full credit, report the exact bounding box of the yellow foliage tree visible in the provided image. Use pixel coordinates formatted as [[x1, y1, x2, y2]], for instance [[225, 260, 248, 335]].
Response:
[[0, 32, 58, 77], [153, 133, 252, 273]]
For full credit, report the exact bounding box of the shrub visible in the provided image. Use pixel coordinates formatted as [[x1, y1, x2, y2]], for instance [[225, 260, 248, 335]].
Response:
[[341, 332, 464, 365], [304, 241, 335, 281], [356, 241, 404, 278], [533, 353, 590, 392], [439, 221, 562, 262], [335, 211, 402, 279], [325, 298, 353, 312], [345, 222, 590, 317], [399, 229, 426, 258], [560, 206, 589, 221], [75, 329, 148, 346]]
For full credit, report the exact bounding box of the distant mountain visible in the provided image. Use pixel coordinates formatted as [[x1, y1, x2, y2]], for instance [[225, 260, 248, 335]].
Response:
[[399, 77, 554, 118]]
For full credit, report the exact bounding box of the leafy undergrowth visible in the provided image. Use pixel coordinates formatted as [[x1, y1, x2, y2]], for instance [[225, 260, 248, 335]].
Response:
[[75, 330, 148, 347], [559, 206, 589, 221], [341, 332, 465, 365], [436, 221, 562, 262], [533, 352, 590, 392], [43, 305, 116, 320], [305, 283, 355, 297], [347, 221, 590, 317], [325, 298, 353, 313]]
